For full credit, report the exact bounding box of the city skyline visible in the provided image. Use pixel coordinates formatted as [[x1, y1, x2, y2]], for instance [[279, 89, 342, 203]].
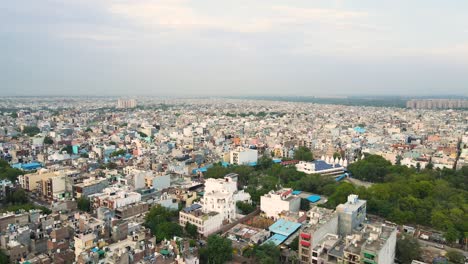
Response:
[[2, 0, 468, 96]]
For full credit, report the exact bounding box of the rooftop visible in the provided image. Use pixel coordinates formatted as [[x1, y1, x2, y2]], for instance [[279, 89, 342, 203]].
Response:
[[269, 219, 301, 237]]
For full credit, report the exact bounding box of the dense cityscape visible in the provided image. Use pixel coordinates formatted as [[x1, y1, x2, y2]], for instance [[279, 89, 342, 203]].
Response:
[[0, 96, 466, 264]]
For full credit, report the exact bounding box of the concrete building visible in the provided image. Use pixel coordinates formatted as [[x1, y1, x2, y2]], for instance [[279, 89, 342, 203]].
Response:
[[336, 194, 367, 236], [260, 188, 301, 220], [230, 147, 258, 165], [73, 177, 109, 198], [201, 173, 251, 222], [179, 204, 223, 237], [296, 160, 346, 177], [90, 187, 142, 210], [299, 207, 338, 262]]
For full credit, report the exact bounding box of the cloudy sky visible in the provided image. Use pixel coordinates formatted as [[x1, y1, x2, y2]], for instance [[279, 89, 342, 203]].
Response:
[[1, 0, 467, 96]]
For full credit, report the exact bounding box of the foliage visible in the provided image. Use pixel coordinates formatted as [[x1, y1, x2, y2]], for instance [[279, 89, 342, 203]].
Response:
[[300, 198, 310, 211], [85, 127, 93, 132], [5, 188, 29, 204], [445, 250, 464, 264], [236, 201, 256, 215], [10, 112, 18, 118], [138, 131, 148, 138], [44, 136, 54, 145], [206, 154, 468, 240], [110, 149, 126, 157], [293, 146, 313, 161], [199, 235, 233, 264], [80, 153, 89, 158], [247, 242, 281, 264], [0, 249, 9, 264], [144, 205, 182, 242], [347, 154, 392, 182], [77, 197, 91, 212], [22, 126, 40, 137], [61, 145, 73, 154], [290, 236, 299, 251], [0, 203, 51, 214], [396, 236, 421, 264], [0, 160, 23, 182], [185, 222, 198, 239]]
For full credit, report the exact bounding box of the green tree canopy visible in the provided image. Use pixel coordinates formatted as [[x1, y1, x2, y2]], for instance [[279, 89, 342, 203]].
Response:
[[236, 201, 256, 215], [22, 126, 40, 137], [249, 242, 281, 264], [347, 154, 392, 182], [199, 235, 233, 264], [77, 197, 91, 212], [445, 250, 464, 264], [294, 146, 313, 161], [185, 222, 198, 239], [144, 205, 182, 242], [396, 236, 421, 264]]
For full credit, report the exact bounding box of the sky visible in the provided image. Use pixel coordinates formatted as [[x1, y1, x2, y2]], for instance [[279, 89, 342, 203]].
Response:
[[1, 0, 468, 97]]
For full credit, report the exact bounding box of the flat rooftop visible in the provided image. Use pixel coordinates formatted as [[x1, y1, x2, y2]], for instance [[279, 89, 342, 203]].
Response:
[[269, 219, 301, 237]]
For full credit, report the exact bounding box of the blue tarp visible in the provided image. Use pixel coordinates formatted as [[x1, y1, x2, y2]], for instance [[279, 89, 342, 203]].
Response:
[[292, 190, 302, 195], [12, 162, 42, 170], [272, 158, 282, 163], [269, 219, 301, 237], [335, 174, 347, 182], [306, 195, 321, 203], [263, 234, 288, 246]]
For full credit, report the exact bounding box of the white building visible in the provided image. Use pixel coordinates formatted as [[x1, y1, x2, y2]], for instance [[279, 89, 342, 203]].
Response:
[[202, 173, 251, 222], [230, 147, 258, 165], [91, 187, 142, 210], [179, 204, 223, 237], [260, 188, 301, 220], [295, 160, 346, 177]]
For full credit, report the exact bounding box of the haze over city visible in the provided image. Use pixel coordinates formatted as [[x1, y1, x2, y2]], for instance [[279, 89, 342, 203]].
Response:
[[2, 0, 468, 96]]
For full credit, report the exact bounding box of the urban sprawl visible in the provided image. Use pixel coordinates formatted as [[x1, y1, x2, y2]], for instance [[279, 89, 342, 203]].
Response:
[[0, 97, 466, 264]]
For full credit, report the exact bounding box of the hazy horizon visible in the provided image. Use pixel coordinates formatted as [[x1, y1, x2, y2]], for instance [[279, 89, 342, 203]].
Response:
[[2, 0, 468, 97]]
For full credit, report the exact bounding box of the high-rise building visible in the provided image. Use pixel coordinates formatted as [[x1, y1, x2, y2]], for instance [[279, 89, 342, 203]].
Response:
[[116, 99, 137, 109]]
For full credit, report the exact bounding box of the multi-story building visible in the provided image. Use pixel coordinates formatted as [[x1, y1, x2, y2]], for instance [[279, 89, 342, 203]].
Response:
[[90, 187, 142, 210], [336, 195, 367, 236], [116, 99, 137, 109], [260, 188, 301, 220], [230, 147, 258, 165], [73, 177, 109, 198], [299, 207, 338, 263], [179, 204, 223, 237], [201, 173, 251, 222]]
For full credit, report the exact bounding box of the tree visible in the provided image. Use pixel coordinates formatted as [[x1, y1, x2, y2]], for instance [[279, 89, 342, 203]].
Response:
[[77, 197, 91, 212], [61, 145, 73, 154], [333, 152, 341, 160], [199, 235, 233, 264], [249, 242, 281, 264], [445, 250, 464, 264], [185, 222, 198, 239], [236, 201, 256, 215], [0, 160, 23, 182], [300, 198, 310, 211], [144, 205, 181, 242], [22, 126, 40, 137], [290, 236, 299, 251], [44, 136, 54, 145], [347, 154, 392, 182], [6, 189, 29, 204], [257, 156, 273, 170], [294, 146, 313, 161], [0, 249, 9, 264], [396, 236, 421, 264]]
